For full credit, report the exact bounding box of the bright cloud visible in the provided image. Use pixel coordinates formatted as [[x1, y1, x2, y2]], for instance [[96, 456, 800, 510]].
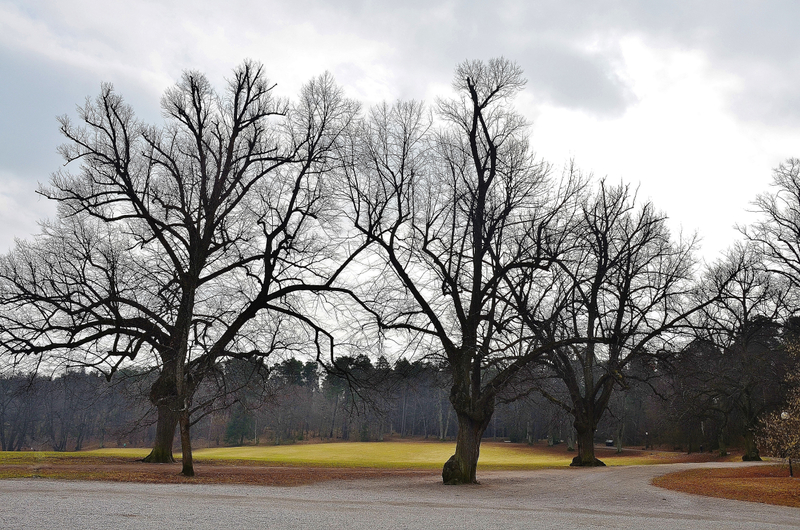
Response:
[[1, 0, 798, 259]]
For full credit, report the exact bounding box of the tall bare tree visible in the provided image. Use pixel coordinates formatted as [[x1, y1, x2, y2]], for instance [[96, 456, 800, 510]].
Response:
[[530, 181, 704, 466], [0, 62, 363, 475], [737, 159, 800, 460], [746, 158, 800, 304], [344, 58, 581, 484]]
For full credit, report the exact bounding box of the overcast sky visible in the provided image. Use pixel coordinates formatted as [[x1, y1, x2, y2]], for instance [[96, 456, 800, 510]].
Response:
[[2, 0, 799, 261]]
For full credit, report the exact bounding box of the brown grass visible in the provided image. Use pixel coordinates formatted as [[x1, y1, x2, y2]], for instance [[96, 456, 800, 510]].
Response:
[[0, 443, 738, 487], [653, 465, 800, 508], [0, 455, 436, 486]]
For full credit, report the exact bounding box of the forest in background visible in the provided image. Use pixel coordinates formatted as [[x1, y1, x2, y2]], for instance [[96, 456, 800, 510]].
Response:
[[1, 326, 789, 457]]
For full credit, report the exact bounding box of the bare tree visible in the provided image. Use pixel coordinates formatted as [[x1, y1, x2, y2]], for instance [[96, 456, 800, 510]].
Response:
[[0, 62, 363, 475], [746, 158, 800, 296], [686, 244, 790, 460], [739, 159, 800, 465], [529, 180, 704, 466], [344, 58, 580, 484]]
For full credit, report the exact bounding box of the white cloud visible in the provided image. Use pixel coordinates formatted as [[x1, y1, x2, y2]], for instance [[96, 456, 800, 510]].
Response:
[[527, 36, 800, 258], [2, 0, 800, 260]]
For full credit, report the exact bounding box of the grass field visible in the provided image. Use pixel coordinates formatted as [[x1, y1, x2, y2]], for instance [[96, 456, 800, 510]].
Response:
[[191, 441, 723, 469], [0, 441, 729, 470]]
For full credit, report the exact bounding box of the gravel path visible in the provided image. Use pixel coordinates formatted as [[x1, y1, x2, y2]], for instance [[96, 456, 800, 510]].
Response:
[[2, 462, 798, 529]]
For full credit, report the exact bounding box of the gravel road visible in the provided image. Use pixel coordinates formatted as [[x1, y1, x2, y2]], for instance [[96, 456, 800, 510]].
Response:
[[2, 462, 798, 529]]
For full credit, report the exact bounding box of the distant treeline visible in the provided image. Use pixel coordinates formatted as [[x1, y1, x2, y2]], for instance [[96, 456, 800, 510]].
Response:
[[2, 325, 789, 455]]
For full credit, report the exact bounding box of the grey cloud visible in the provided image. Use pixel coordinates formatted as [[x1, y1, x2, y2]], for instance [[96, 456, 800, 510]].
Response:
[[2, 0, 797, 256], [518, 46, 635, 117], [600, 0, 800, 125], [6, 0, 800, 149], [295, 0, 800, 123], [0, 49, 85, 179], [0, 48, 162, 184], [265, 0, 636, 116]]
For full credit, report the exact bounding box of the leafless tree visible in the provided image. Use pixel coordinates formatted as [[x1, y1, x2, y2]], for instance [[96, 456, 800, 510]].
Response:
[[529, 180, 705, 466], [0, 62, 364, 475], [344, 58, 582, 484], [745, 158, 800, 307]]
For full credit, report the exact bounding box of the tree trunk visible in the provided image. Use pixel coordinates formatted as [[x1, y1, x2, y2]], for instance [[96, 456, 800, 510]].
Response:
[[438, 389, 445, 440], [142, 401, 179, 463], [329, 395, 338, 439], [143, 366, 180, 463], [742, 428, 762, 461], [571, 419, 605, 466], [401, 390, 407, 437], [442, 412, 490, 485], [179, 408, 194, 476]]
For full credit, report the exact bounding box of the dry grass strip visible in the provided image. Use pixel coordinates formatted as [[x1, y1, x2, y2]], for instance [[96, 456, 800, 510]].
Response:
[[653, 465, 800, 508]]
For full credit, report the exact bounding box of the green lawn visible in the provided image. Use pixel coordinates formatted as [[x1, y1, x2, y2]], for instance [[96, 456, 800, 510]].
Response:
[[15, 441, 700, 470], [192, 441, 571, 469]]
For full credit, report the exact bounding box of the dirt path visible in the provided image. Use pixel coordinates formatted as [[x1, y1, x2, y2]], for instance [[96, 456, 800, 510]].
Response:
[[3, 462, 798, 529]]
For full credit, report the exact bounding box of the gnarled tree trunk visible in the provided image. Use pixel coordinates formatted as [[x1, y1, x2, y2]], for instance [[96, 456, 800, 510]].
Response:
[[442, 381, 494, 485], [142, 370, 179, 463], [142, 401, 178, 462], [442, 408, 492, 485], [571, 416, 605, 467]]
